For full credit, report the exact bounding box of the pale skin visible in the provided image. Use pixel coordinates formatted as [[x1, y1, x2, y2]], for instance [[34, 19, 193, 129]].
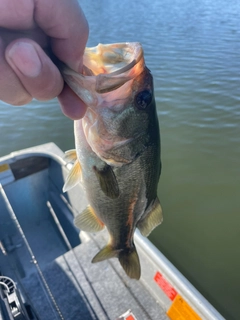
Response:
[[0, 0, 89, 119]]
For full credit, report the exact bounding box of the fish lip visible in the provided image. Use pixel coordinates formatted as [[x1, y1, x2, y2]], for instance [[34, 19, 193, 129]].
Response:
[[83, 42, 143, 76], [61, 42, 145, 106]]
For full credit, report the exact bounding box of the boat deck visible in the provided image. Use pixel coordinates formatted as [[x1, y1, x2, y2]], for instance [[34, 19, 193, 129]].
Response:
[[21, 231, 168, 320], [0, 165, 80, 278], [0, 143, 225, 320], [0, 159, 167, 319]]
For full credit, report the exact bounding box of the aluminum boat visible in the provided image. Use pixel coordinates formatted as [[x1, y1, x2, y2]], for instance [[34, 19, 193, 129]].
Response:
[[0, 143, 224, 320]]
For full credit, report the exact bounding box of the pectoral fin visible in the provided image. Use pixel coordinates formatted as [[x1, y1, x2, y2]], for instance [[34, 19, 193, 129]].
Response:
[[137, 198, 163, 237], [74, 205, 104, 232], [93, 165, 119, 199], [63, 160, 82, 192]]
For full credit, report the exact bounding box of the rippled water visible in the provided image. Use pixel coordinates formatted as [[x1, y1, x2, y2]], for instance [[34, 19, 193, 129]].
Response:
[[0, 1, 240, 318]]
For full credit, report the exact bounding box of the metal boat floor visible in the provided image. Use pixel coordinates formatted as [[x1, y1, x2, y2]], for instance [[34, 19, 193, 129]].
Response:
[[22, 231, 168, 320], [0, 144, 225, 320]]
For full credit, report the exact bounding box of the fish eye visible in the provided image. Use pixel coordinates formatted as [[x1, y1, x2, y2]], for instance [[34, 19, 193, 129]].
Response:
[[134, 90, 152, 110]]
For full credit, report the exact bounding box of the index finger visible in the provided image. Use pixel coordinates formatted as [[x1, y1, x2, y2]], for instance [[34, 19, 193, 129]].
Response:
[[0, 0, 35, 29], [35, 0, 89, 72]]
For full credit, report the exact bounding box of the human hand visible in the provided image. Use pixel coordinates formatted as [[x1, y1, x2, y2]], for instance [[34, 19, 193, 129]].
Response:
[[0, 0, 89, 119]]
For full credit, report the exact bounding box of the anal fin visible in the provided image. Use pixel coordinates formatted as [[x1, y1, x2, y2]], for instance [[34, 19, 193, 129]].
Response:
[[74, 205, 104, 232], [137, 198, 163, 237]]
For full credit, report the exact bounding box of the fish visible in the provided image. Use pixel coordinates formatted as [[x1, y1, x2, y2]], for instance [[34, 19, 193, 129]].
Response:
[[61, 42, 163, 280]]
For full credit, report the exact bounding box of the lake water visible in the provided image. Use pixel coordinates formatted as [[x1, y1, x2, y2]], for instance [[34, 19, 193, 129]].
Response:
[[0, 0, 240, 319]]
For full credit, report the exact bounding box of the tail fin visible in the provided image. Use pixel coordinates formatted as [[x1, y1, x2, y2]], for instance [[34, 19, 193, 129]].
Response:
[[92, 244, 141, 280], [119, 246, 141, 280], [91, 244, 117, 263]]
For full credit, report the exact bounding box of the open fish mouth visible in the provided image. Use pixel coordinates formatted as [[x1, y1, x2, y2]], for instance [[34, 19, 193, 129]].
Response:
[[61, 42, 145, 106], [61, 42, 149, 165], [82, 42, 144, 77]]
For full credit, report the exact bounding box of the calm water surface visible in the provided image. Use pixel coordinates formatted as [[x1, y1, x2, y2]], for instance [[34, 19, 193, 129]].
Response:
[[1, 1, 240, 319]]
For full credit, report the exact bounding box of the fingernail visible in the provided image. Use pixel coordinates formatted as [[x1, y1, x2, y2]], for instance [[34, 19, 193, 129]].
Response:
[[7, 42, 42, 78]]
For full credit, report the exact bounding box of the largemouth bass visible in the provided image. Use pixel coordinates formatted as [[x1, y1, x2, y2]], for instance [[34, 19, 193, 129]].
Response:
[[62, 42, 162, 280]]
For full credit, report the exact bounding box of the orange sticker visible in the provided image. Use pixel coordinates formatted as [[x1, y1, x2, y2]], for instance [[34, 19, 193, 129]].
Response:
[[167, 294, 202, 320], [0, 164, 9, 173], [154, 271, 178, 301]]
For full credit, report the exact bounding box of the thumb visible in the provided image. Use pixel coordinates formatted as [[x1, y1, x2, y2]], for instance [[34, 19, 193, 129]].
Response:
[[6, 39, 63, 101]]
